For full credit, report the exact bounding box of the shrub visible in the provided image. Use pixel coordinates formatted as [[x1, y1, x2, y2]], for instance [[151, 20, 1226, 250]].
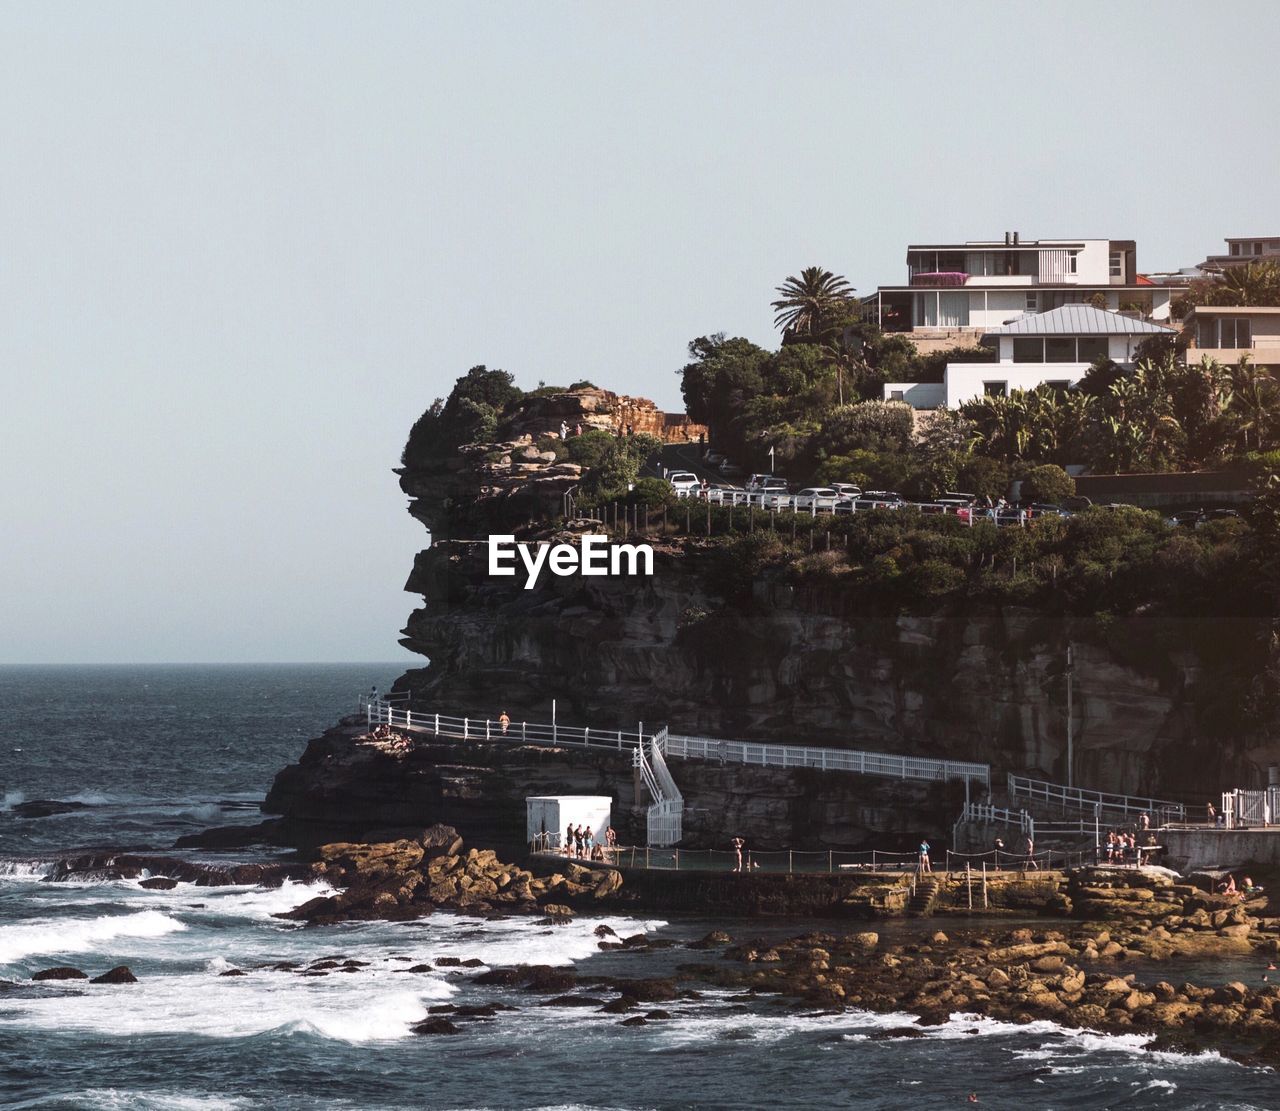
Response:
[[629, 477, 675, 507], [820, 401, 914, 455], [1020, 464, 1075, 505]]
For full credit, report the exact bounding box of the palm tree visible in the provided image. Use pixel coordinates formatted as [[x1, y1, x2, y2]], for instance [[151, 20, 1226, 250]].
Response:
[[772, 267, 855, 337], [1227, 357, 1280, 451]]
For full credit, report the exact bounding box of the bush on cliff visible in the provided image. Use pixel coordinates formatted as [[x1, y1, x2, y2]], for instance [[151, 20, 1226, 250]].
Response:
[[1019, 464, 1075, 505], [402, 366, 525, 466]]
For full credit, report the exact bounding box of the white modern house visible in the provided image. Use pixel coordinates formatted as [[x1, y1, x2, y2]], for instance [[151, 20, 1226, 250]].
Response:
[[883, 306, 1177, 410], [864, 232, 1183, 349]]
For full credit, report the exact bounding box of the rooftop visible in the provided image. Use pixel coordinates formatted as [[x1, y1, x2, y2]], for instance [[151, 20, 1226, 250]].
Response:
[[988, 306, 1176, 336]]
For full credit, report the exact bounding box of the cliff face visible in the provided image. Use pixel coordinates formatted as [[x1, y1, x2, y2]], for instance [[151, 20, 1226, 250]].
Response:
[[396, 538, 1279, 801], [260, 724, 951, 852]]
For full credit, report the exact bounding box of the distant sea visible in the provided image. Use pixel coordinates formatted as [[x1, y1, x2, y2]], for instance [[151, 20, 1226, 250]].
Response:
[[0, 665, 1272, 1109]]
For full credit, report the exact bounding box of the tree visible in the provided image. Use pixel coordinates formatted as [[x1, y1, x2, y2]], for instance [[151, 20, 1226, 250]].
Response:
[[1020, 464, 1075, 504], [1197, 261, 1280, 307], [771, 267, 855, 339], [401, 365, 524, 466], [678, 334, 773, 431], [820, 400, 915, 455], [1226, 357, 1280, 453]]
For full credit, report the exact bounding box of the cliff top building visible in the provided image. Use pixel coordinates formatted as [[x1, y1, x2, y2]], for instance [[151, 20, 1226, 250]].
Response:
[[863, 232, 1185, 353], [1198, 235, 1280, 273]]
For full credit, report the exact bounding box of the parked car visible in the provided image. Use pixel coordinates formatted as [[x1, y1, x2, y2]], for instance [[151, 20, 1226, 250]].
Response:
[[830, 483, 863, 500], [940, 491, 977, 505], [1165, 509, 1203, 528], [863, 490, 904, 504], [746, 474, 789, 493], [703, 450, 726, 466], [1061, 495, 1093, 512], [1028, 503, 1067, 518], [854, 492, 904, 511], [793, 487, 840, 512], [1200, 508, 1241, 525], [718, 459, 745, 477], [667, 471, 700, 494]]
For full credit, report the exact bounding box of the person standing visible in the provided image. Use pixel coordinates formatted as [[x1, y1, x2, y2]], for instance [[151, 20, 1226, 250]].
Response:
[[564, 823, 574, 857], [560, 420, 568, 440], [731, 836, 745, 873], [574, 825, 585, 859], [918, 839, 931, 874], [1023, 834, 1038, 871], [498, 710, 510, 735]]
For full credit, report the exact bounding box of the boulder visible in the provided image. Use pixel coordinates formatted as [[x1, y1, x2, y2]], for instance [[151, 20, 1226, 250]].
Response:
[[32, 967, 87, 981], [411, 1018, 461, 1035], [139, 877, 178, 890], [90, 966, 138, 984]]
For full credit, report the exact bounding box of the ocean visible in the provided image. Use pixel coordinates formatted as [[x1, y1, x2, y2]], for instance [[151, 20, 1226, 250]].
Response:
[[0, 665, 1274, 1110]]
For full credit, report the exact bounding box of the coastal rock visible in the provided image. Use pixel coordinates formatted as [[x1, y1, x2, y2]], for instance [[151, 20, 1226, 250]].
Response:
[[90, 966, 138, 984], [139, 877, 178, 890], [32, 967, 87, 981], [12, 800, 90, 818], [412, 1018, 461, 1035]]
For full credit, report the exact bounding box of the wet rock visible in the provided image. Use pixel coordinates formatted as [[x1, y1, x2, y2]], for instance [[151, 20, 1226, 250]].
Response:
[[620, 1016, 647, 1027], [594, 924, 617, 938], [139, 877, 178, 890], [91, 966, 138, 984], [523, 967, 579, 994], [434, 957, 463, 967], [12, 800, 89, 818], [599, 998, 635, 1014], [540, 995, 605, 1007], [644, 1009, 671, 1020], [32, 967, 87, 981], [412, 1017, 461, 1035], [219, 969, 248, 977], [473, 968, 524, 986]]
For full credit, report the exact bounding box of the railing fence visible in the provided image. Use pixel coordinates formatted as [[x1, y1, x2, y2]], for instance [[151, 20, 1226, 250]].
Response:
[[1007, 773, 1185, 824]]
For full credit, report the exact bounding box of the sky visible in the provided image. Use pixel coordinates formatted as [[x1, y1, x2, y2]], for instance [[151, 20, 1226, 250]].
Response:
[[2, 1, 1278, 664]]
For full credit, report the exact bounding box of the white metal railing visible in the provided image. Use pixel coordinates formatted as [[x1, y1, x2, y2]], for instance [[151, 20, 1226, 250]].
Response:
[[666, 733, 990, 788], [359, 699, 989, 790], [1221, 787, 1280, 829], [633, 727, 683, 846], [669, 486, 1042, 528], [1007, 773, 1186, 824], [364, 702, 650, 754], [958, 801, 1033, 834]]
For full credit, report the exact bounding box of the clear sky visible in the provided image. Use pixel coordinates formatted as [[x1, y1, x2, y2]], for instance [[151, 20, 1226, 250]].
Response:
[[2, 1, 1278, 664]]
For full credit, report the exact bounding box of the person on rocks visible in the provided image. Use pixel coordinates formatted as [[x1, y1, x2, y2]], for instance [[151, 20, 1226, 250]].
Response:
[[1022, 834, 1038, 871], [565, 823, 574, 857], [1139, 811, 1151, 831], [993, 836, 1005, 865], [583, 826, 594, 858], [1207, 802, 1217, 824], [498, 710, 510, 735], [731, 836, 745, 873], [918, 839, 931, 874], [560, 420, 569, 440], [604, 825, 617, 862], [574, 825, 585, 858]]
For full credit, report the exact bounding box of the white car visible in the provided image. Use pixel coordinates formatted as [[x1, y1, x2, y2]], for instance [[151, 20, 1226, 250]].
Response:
[[794, 487, 840, 511], [830, 483, 863, 500], [667, 471, 700, 494], [746, 474, 789, 494]]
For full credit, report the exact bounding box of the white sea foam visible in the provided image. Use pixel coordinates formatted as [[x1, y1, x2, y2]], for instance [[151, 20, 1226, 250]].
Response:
[[45, 1091, 252, 1110], [0, 860, 52, 881], [0, 909, 186, 964], [1, 789, 25, 811]]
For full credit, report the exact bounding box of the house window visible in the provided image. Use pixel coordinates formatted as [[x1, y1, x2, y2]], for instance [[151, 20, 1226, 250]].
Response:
[[890, 390, 905, 401], [1231, 243, 1241, 255], [984, 382, 1008, 398], [1109, 251, 1124, 279], [1025, 292, 1038, 311], [1220, 317, 1252, 348], [1076, 336, 1109, 363], [1067, 251, 1079, 275], [1197, 318, 1218, 348], [1045, 381, 1070, 394], [1013, 338, 1044, 363], [1045, 337, 1075, 362], [1254, 243, 1263, 254]]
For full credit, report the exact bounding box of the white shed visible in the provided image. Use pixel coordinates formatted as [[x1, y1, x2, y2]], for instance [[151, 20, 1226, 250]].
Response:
[[526, 795, 613, 850]]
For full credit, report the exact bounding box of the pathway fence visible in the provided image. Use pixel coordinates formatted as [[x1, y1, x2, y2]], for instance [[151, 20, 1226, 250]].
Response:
[[1222, 787, 1280, 829], [1007, 774, 1186, 825], [530, 844, 1087, 874], [665, 733, 990, 790]]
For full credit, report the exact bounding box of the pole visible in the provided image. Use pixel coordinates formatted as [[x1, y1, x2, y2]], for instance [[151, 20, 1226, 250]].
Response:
[[982, 861, 988, 908], [1066, 643, 1074, 788], [552, 699, 557, 744]]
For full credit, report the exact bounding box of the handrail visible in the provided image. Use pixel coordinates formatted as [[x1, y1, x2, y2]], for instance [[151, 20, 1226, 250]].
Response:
[[362, 701, 990, 789], [666, 732, 990, 788], [1007, 773, 1185, 823]]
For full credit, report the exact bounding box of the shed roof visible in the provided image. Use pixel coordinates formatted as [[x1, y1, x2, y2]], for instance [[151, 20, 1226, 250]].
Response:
[[989, 306, 1176, 336]]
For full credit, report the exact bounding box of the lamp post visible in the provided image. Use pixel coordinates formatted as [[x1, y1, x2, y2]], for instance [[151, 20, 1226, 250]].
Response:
[[1066, 644, 1075, 788], [768, 445, 775, 475]]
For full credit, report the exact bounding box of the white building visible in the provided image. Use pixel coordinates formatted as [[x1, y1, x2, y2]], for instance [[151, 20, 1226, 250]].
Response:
[[864, 232, 1183, 348], [526, 795, 612, 850], [883, 306, 1177, 410]]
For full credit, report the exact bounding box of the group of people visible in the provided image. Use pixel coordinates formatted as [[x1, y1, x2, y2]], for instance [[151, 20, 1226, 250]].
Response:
[[558, 421, 585, 439], [991, 834, 1039, 871], [563, 822, 616, 861], [1218, 873, 1265, 899], [1103, 830, 1150, 865]]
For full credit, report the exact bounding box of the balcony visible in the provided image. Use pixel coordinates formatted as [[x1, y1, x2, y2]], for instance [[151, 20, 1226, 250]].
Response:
[[910, 271, 969, 288]]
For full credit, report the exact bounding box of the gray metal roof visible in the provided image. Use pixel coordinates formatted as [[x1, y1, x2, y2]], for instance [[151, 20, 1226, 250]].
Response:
[[989, 306, 1176, 336]]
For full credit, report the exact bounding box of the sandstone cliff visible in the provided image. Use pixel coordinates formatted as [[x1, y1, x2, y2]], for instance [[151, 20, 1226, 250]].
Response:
[[395, 535, 1276, 802]]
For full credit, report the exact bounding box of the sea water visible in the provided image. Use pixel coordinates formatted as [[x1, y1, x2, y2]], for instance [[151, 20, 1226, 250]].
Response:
[[0, 665, 1275, 1109]]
